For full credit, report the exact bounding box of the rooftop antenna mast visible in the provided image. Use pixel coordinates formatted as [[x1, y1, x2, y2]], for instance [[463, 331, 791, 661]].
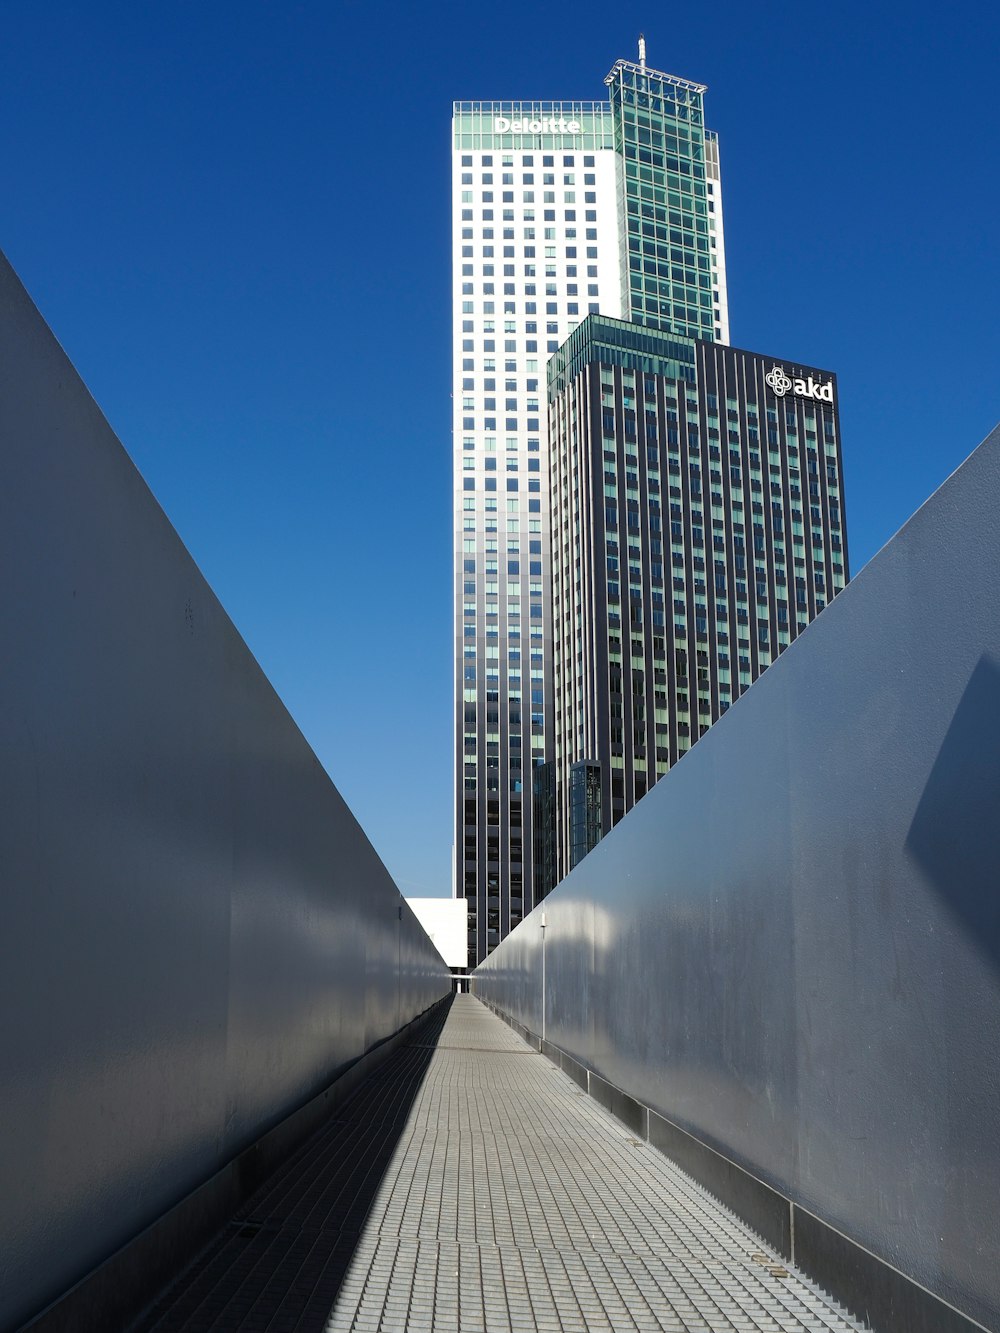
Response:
[[638, 33, 647, 70]]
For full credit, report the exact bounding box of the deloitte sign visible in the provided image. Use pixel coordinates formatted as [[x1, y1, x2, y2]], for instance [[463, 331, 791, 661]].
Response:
[[765, 364, 834, 404], [493, 115, 582, 135]]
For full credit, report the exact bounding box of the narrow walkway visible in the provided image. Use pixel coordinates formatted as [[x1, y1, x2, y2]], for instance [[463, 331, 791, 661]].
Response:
[[136, 997, 868, 1332]]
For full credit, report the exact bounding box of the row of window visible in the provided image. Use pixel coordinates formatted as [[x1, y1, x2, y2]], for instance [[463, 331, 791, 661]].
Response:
[[460, 189, 598, 205], [460, 303, 587, 318], [461, 265, 601, 287], [460, 210, 600, 228], [460, 154, 597, 168], [461, 172, 596, 186], [462, 284, 600, 299], [458, 229, 600, 255], [462, 455, 541, 472]]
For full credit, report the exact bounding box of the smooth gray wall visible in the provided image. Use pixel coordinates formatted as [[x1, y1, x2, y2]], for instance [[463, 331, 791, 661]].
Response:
[[475, 425, 1000, 1331], [0, 252, 450, 1330]]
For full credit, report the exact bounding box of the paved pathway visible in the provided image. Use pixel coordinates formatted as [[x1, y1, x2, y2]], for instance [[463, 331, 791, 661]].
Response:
[[135, 996, 868, 1332]]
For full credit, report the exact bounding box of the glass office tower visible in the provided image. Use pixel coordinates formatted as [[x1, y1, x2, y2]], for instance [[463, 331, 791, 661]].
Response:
[[605, 55, 729, 341], [547, 315, 849, 876], [452, 50, 730, 968]]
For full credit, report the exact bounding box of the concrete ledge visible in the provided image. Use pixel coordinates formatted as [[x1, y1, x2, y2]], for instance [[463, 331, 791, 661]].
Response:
[[589, 1072, 648, 1139], [481, 999, 989, 1333], [19, 996, 451, 1333], [540, 1037, 561, 1063], [647, 1108, 791, 1258], [558, 1048, 590, 1092], [792, 1205, 994, 1333]]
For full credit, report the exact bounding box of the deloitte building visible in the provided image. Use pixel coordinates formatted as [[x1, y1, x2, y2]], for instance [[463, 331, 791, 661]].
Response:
[[452, 46, 844, 968]]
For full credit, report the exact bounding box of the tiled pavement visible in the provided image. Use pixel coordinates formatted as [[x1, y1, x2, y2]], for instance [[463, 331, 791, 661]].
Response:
[[133, 996, 868, 1332]]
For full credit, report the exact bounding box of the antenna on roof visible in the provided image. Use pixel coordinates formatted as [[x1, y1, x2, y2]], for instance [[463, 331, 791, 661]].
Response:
[[638, 33, 647, 70]]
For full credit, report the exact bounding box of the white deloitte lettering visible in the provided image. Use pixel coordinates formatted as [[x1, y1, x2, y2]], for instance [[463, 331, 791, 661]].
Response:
[[493, 116, 582, 135], [766, 363, 834, 404]]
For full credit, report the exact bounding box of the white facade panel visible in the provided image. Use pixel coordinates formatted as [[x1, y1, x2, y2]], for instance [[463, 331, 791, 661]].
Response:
[[405, 898, 468, 969]]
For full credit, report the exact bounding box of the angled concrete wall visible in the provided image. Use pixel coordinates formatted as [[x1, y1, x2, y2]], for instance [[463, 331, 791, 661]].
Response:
[[475, 425, 1000, 1331], [0, 252, 450, 1330]]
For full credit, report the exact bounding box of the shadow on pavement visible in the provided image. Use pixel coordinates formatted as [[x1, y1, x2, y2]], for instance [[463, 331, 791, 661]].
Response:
[[130, 996, 454, 1332]]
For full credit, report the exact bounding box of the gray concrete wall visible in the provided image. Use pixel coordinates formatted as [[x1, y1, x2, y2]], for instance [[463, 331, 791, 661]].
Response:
[[0, 251, 450, 1330], [475, 425, 1000, 1331]]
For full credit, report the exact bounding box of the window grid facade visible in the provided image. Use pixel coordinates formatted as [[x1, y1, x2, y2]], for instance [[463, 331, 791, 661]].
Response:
[[453, 60, 731, 970], [452, 103, 622, 968], [605, 60, 729, 343], [547, 314, 848, 876]]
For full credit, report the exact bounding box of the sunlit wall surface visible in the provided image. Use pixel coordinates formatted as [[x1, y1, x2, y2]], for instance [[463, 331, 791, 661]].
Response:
[[0, 250, 451, 1332]]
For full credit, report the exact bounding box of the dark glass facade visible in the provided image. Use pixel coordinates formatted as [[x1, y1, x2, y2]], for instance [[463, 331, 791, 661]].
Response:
[[547, 314, 849, 875], [568, 760, 603, 870], [531, 760, 558, 901]]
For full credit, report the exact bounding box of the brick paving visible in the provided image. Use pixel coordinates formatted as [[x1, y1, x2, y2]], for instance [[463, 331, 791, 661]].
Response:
[[134, 996, 868, 1332]]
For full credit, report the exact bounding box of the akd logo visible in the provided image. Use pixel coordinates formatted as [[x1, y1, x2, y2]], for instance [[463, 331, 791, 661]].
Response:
[[765, 364, 834, 404]]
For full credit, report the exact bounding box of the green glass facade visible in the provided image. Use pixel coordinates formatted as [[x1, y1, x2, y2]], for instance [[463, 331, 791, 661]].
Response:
[[549, 315, 697, 397], [606, 60, 721, 341]]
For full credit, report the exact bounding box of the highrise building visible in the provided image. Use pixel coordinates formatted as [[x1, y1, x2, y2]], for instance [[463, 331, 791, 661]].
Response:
[[452, 45, 730, 968], [546, 316, 848, 877]]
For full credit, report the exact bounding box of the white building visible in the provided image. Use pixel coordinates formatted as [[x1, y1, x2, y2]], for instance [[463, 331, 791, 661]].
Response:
[[405, 897, 467, 971]]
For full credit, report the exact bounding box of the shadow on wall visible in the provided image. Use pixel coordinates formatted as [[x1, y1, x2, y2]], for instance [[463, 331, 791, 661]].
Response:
[[906, 654, 1000, 970]]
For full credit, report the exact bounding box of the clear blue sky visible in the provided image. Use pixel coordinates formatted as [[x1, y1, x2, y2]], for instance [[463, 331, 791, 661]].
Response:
[[1, 0, 997, 896]]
